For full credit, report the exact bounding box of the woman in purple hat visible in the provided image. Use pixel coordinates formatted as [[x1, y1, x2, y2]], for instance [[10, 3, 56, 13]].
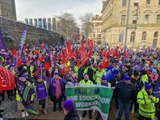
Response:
[[63, 99, 80, 120], [48, 72, 65, 112]]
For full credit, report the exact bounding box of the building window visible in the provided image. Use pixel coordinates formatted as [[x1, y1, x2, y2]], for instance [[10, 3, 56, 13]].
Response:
[[130, 32, 135, 42], [119, 32, 124, 43], [93, 34, 96, 38], [154, 31, 158, 37], [153, 32, 158, 48], [121, 15, 126, 24], [144, 15, 149, 23], [157, 15, 160, 23], [133, 15, 138, 24], [146, 0, 150, 6], [98, 34, 101, 38], [134, 0, 139, 7], [122, 0, 127, 6], [142, 32, 147, 41]]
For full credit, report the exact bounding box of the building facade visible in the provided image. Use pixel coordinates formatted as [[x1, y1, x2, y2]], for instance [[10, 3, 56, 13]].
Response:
[[90, 15, 102, 44], [102, 0, 160, 48], [24, 17, 59, 32], [0, 0, 17, 20]]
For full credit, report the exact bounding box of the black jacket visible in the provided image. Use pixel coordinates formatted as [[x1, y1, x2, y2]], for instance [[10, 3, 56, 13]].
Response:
[[64, 109, 80, 120], [115, 81, 136, 102]]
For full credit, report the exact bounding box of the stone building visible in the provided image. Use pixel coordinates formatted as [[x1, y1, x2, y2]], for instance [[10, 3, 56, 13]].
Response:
[[0, 0, 17, 20], [101, 0, 160, 48], [90, 15, 102, 44]]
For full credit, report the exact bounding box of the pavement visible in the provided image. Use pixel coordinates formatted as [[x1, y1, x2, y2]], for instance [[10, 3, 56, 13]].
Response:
[[0, 96, 137, 120]]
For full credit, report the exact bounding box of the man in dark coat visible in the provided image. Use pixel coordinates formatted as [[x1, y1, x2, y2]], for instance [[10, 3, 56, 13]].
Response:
[[116, 75, 136, 120], [63, 99, 80, 120]]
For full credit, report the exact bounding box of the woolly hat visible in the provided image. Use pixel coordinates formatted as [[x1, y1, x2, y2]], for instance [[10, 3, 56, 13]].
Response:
[[152, 69, 157, 73], [37, 75, 42, 79], [145, 83, 152, 90], [102, 75, 107, 80], [63, 99, 74, 111], [54, 72, 59, 75], [124, 75, 131, 81], [113, 68, 119, 74]]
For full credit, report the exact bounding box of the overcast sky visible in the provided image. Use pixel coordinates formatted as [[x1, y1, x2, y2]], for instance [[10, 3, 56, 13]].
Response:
[[15, 0, 102, 25]]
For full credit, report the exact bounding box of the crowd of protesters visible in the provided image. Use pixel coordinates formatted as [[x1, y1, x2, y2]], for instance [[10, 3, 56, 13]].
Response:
[[0, 41, 160, 120]]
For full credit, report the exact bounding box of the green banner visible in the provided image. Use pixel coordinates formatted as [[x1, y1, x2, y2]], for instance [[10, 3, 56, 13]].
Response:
[[66, 85, 113, 120]]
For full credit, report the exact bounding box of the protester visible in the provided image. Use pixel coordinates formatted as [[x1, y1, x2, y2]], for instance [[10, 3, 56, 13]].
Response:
[[48, 72, 64, 112], [16, 74, 30, 118], [96, 75, 111, 120], [33, 75, 48, 114], [79, 74, 93, 119], [137, 83, 159, 120], [1, 38, 160, 120], [115, 75, 136, 120], [63, 99, 80, 120]]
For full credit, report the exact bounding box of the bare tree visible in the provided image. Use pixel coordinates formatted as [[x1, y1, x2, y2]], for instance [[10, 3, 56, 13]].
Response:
[[80, 13, 93, 39], [57, 12, 77, 40]]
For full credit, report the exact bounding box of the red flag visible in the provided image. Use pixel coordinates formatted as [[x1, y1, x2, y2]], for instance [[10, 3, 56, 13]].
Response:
[[41, 41, 44, 50], [88, 40, 94, 58], [16, 56, 22, 67], [44, 62, 51, 71], [78, 41, 89, 66], [67, 40, 74, 60], [101, 57, 109, 69], [123, 48, 127, 58], [0, 66, 15, 90], [59, 51, 67, 64], [61, 63, 70, 77]]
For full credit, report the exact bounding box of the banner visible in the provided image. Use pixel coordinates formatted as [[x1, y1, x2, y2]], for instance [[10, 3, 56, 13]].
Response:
[[0, 29, 9, 56], [16, 78, 37, 115], [19, 28, 27, 56], [0, 66, 15, 90], [66, 85, 113, 120], [153, 81, 160, 98]]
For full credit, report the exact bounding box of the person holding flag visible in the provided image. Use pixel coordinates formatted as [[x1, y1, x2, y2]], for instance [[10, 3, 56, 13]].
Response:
[[16, 74, 30, 118], [79, 73, 93, 119], [96, 75, 111, 120]]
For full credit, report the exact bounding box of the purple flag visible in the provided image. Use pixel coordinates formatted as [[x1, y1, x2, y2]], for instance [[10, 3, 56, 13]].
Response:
[[19, 27, 27, 56], [153, 81, 160, 98], [0, 29, 9, 56]]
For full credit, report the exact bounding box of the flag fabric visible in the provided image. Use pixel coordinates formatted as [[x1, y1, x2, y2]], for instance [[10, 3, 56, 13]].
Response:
[[16, 55, 22, 67], [66, 85, 113, 120], [88, 40, 94, 58], [105, 67, 115, 82], [41, 41, 45, 50], [123, 48, 127, 58], [16, 78, 37, 115], [78, 41, 89, 66], [66, 40, 74, 60], [0, 66, 15, 90], [153, 81, 160, 98], [100, 57, 109, 69], [19, 28, 27, 56], [0, 29, 9, 56]]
